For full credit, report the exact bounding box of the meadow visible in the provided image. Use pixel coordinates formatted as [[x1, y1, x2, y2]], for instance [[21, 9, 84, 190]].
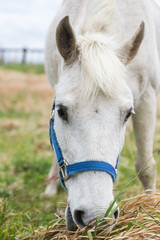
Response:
[[0, 64, 160, 239]]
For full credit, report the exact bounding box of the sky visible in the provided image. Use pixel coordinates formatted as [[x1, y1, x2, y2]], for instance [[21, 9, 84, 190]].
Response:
[[1, 0, 160, 50], [0, 0, 62, 49]]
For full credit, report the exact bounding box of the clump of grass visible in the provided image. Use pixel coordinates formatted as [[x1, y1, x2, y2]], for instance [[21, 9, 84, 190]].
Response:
[[33, 193, 160, 240], [0, 195, 38, 239]]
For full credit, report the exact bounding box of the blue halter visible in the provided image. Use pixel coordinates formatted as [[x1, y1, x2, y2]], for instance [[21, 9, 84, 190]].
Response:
[[49, 99, 120, 190]]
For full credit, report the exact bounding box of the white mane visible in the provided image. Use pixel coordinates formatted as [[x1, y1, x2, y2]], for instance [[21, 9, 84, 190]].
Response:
[[78, 32, 127, 101]]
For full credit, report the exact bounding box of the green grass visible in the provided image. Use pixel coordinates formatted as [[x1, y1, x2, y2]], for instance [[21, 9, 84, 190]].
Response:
[[0, 111, 66, 239], [0, 63, 45, 74], [0, 79, 66, 239]]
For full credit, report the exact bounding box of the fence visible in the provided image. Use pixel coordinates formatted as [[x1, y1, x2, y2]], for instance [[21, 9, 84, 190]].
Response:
[[0, 48, 44, 64]]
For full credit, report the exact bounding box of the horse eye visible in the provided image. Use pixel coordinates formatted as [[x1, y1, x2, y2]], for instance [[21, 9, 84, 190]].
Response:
[[57, 105, 68, 121], [124, 108, 134, 123]]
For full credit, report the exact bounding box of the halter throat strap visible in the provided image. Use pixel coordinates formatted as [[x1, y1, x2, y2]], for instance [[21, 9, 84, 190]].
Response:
[[49, 99, 120, 190]]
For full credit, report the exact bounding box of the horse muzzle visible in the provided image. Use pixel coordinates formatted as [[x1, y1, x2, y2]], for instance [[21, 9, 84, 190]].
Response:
[[65, 204, 119, 231]]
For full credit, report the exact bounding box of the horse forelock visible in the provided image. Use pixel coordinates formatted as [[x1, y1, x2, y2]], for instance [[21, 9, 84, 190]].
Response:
[[77, 33, 128, 101]]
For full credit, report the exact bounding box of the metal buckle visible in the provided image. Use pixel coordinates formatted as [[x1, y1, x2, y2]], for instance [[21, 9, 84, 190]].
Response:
[[59, 159, 69, 181], [51, 109, 55, 119]]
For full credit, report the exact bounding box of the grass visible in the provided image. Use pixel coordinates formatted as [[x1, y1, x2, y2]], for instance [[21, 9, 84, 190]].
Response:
[[34, 193, 160, 240], [0, 63, 45, 74], [0, 101, 67, 238], [0, 67, 65, 239], [0, 66, 160, 239], [0, 113, 65, 238]]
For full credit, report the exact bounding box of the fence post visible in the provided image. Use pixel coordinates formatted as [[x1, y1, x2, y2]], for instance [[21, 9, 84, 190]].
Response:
[[0, 49, 4, 63], [0, 48, 43, 64], [22, 48, 27, 63]]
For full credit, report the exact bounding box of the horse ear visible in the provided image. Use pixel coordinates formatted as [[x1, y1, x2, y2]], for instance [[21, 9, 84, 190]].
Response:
[[56, 16, 78, 63], [119, 21, 145, 65]]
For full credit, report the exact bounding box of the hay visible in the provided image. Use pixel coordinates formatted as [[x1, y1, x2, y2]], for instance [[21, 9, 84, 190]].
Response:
[[34, 193, 160, 240]]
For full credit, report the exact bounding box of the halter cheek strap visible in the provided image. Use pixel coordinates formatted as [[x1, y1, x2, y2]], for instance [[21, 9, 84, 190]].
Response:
[[49, 99, 120, 190]]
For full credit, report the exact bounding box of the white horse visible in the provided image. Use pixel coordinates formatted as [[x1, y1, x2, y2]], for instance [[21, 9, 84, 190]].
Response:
[[45, 0, 160, 231]]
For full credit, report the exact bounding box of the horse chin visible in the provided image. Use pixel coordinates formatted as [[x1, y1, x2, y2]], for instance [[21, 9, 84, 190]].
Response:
[[65, 205, 78, 231]]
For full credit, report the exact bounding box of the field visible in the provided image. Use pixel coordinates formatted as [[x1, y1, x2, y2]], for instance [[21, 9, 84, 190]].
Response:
[[0, 64, 160, 239]]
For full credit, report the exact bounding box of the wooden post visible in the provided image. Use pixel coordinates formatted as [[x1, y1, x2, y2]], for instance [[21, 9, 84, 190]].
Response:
[[22, 48, 27, 63], [0, 49, 4, 63]]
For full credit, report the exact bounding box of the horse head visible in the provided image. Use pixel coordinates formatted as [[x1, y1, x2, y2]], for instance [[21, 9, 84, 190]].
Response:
[[51, 16, 144, 230]]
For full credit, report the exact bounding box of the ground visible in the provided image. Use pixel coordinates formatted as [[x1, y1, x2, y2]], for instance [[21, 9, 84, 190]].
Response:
[[0, 65, 160, 239]]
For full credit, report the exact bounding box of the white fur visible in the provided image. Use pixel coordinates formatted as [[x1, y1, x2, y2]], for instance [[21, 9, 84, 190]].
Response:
[[45, 0, 160, 229]]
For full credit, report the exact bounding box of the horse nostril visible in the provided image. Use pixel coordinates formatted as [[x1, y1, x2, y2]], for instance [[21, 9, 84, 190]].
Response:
[[74, 210, 86, 228], [113, 209, 119, 219]]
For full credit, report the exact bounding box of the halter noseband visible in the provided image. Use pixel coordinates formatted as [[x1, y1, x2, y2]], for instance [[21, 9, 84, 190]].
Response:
[[49, 99, 120, 190]]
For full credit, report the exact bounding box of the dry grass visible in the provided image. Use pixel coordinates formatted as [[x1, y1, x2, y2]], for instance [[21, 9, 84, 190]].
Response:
[[34, 193, 160, 240], [0, 68, 53, 114]]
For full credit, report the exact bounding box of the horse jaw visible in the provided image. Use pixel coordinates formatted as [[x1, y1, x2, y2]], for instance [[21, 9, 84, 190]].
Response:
[[65, 205, 78, 231]]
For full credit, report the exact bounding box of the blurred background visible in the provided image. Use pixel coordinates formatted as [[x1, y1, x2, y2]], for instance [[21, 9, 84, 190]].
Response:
[[0, 1, 71, 239], [0, 0, 62, 64]]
